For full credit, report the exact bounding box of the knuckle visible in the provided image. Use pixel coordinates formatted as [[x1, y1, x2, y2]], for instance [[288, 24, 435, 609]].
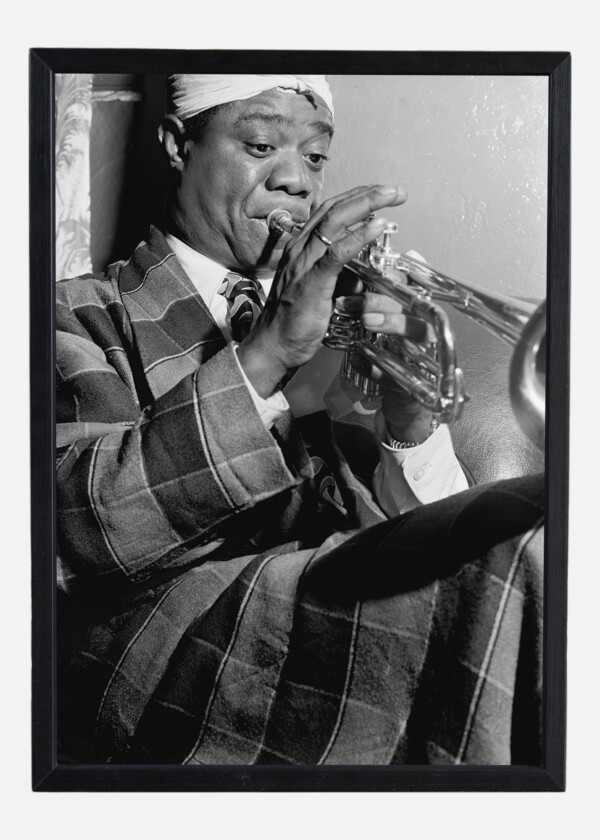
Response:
[[326, 240, 347, 262], [318, 196, 336, 214], [367, 292, 399, 310], [319, 208, 335, 228], [339, 228, 365, 254], [363, 291, 381, 308]]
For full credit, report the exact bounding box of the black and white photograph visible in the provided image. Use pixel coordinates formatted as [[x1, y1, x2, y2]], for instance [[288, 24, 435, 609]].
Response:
[[30, 51, 569, 792]]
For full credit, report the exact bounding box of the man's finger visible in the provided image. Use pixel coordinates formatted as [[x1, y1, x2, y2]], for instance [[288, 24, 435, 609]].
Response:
[[319, 185, 407, 241], [340, 293, 433, 343], [314, 214, 389, 272], [344, 292, 404, 315], [361, 311, 433, 343], [301, 185, 407, 254], [290, 185, 378, 249]]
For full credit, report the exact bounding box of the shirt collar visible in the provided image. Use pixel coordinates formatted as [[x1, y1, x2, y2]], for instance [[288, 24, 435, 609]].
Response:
[[165, 233, 274, 305]]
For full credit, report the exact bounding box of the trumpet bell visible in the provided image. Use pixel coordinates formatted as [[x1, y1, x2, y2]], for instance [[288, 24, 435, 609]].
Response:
[[509, 301, 546, 450]]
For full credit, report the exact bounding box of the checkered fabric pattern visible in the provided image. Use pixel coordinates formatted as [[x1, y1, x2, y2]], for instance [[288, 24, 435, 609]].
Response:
[[56, 226, 545, 765], [218, 271, 264, 342]]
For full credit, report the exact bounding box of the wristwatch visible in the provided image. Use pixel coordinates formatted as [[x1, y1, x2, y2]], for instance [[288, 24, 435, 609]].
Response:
[[384, 417, 439, 450]]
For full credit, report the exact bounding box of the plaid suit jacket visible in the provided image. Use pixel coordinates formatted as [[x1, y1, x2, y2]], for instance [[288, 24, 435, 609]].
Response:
[[56, 227, 544, 765], [56, 226, 384, 596]]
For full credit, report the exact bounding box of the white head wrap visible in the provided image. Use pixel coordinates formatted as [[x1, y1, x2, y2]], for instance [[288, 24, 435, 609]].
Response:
[[166, 74, 334, 122]]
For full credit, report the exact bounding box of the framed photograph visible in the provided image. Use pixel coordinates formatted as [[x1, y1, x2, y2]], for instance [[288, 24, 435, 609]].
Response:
[[31, 49, 569, 791]]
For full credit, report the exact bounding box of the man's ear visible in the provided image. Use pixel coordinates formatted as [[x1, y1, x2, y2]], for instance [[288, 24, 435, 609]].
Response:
[[157, 115, 188, 170]]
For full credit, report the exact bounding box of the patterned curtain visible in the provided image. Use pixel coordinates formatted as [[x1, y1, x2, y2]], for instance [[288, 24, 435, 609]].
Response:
[[55, 73, 93, 280]]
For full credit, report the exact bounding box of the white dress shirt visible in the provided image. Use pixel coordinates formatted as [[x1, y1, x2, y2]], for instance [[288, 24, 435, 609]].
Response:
[[166, 233, 288, 426], [166, 233, 468, 515]]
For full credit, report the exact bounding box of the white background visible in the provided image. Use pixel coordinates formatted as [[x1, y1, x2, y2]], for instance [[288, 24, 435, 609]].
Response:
[[2, 2, 596, 837]]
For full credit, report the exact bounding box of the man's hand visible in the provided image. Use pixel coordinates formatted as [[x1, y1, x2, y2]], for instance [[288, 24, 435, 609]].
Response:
[[345, 292, 435, 445], [236, 185, 407, 398]]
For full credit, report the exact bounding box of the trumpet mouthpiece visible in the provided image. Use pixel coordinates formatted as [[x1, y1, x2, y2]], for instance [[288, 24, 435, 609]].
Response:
[[267, 209, 296, 235]]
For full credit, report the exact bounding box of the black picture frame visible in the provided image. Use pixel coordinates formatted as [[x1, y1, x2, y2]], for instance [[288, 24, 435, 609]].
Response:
[[31, 48, 570, 792]]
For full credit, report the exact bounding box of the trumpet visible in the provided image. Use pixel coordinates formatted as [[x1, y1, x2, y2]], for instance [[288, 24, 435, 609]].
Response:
[[267, 209, 546, 449]]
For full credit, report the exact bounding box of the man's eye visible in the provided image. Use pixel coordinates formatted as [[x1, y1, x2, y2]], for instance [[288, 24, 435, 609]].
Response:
[[305, 153, 329, 170], [246, 143, 273, 156]]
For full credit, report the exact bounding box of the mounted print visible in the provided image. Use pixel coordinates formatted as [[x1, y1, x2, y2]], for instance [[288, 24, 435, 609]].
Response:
[[30, 49, 570, 791]]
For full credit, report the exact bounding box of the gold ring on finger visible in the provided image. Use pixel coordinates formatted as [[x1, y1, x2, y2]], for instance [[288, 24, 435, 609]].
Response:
[[312, 228, 334, 247]]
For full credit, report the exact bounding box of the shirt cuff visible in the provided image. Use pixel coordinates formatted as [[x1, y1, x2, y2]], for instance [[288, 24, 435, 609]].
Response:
[[233, 344, 289, 430], [372, 409, 468, 516]]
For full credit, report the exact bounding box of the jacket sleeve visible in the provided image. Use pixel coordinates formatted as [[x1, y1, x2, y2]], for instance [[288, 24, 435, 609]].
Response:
[[56, 290, 302, 595]]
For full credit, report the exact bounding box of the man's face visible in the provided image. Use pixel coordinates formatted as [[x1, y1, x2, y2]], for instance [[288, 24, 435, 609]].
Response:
[[176, 88, 334, 275]]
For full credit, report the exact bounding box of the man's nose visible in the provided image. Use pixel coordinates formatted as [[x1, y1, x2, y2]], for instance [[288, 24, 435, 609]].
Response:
[[265, 151, 312, 197]]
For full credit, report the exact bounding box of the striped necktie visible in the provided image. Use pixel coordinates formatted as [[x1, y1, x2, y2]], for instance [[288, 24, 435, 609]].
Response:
[[217, 271, 264, 343]]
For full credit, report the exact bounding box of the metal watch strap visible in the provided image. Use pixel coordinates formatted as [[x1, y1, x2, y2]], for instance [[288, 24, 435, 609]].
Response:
[[384, 417, 439, 449]]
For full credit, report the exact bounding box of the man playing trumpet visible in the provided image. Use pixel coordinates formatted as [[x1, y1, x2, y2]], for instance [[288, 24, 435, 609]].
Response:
[[56, 74, 544, 765]]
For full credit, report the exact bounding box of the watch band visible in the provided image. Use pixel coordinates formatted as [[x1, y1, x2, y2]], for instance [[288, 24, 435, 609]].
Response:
[[384, 420, 418, 449], [384, 417, 439, 449]]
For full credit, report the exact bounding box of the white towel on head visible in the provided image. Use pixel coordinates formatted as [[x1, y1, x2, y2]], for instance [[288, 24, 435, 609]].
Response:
[[167, 74, 334, 120]]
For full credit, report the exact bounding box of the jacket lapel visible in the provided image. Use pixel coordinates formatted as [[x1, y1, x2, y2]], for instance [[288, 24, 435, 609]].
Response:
[[113, 227, 317, 484], [115, 226, 227, 401]]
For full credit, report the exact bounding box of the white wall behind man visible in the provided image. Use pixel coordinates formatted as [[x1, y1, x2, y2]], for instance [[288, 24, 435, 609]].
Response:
[[326, 75, 548, 300]]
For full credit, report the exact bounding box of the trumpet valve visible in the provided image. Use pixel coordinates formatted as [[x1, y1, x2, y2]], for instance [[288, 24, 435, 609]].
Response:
[[369, 222, 402, 272]]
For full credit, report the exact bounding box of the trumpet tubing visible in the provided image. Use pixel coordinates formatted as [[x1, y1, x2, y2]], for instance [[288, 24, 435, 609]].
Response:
[[267, 209, 546, 447]]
